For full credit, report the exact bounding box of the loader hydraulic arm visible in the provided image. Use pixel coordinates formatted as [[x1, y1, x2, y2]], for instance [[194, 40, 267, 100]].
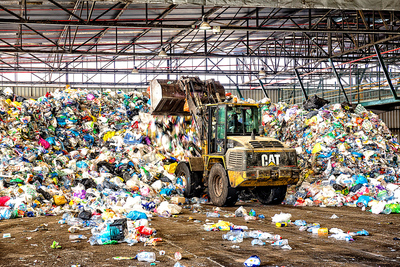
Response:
[[150, 76, 225, 153]]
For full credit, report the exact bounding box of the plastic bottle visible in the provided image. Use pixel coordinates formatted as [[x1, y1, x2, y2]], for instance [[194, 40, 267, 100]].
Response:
[[382, 207, 392, 214], [206, 212, 220, 218], [67, 217, 84, 226], [356, 229, 369, 236], [0, 208, 11, 220], [222, 231, 244, 243], [294, 220, 307, 226], [258, 233, 272, 240], [273, 234, 282, 241], [299, 226, 308, 231], [251, 239, 265, 246], [136, 252, 156, 262], [228, 235, 243, 243], [272, 239, 289, 246], [376, 190, 388, 201], [69, 234, 87, 240]]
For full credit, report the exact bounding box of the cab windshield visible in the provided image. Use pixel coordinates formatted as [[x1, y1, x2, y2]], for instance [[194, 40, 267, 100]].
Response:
[[227, 106, 259, 135]]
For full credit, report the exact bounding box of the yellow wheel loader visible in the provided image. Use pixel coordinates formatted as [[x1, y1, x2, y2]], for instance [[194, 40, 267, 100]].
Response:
[[150, 76, 300, 206]]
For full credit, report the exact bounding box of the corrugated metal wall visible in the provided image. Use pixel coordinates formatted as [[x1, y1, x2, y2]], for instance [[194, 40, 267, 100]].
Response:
[[4, 86, 280, 103], [0, 86, 144, 98], [379, 107, 400, 136], [226, 89, 280, 103]]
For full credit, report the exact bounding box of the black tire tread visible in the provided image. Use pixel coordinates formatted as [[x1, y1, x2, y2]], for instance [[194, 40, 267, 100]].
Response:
[[208, 163, 237, 207]]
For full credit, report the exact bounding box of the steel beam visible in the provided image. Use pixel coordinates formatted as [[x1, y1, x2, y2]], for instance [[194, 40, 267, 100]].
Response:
[[48, 0, 84, 22], [208, 58, 243, 99], [257, 79, 269, 98], [328, 58, 349, 103], [0, 18, 399, 35], [23, 24, 67, 51], [294, 68, 309, 100], [82, 4, 177, 84], [374, 44, 399, 100], [0, 47, 355, 59]]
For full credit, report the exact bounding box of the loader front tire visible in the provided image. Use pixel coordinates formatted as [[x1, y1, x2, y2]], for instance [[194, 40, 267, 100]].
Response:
[[208, 164, 237, 207], [175, 162, 202, 198]]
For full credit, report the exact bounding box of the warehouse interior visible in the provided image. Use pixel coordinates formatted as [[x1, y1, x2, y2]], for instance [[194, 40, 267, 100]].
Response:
[[0, 1, 400, 266]]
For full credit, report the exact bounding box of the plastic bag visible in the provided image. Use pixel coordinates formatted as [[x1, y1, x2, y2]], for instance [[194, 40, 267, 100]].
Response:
[[303, 95, 330, 110], [271, 212, 292, 223], [53, 195, 67, 206]]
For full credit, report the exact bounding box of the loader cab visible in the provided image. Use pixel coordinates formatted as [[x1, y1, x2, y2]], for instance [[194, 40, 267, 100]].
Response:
[[207, 103, 259, 154]]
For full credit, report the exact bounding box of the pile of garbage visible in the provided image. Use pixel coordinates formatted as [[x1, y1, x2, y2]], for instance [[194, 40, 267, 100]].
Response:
[[260, 97, 400, 213], [0, 87, 204, 246]]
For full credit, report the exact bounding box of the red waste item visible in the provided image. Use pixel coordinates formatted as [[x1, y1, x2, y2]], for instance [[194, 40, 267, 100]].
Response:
[[136, 226, 153, 236], [0, 196, 10, 206]]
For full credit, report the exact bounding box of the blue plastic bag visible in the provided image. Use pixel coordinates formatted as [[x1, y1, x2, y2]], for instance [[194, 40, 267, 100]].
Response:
[[126, 210, 148, 220]]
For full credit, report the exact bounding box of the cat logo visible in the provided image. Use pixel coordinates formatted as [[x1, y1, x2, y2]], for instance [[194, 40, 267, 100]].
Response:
[[261, 154, 280, 166]]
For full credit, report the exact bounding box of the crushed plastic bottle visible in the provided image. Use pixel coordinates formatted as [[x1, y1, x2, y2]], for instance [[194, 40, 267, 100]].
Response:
[[136, 252, 156, 262], [206, 212, 220, 218], [69, 235, 87, 240], [272, 239, 289, 246], [251, 239, 265, 246]]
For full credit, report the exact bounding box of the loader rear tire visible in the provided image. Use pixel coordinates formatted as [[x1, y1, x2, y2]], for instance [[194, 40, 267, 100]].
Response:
[[254, 185, 287, 205]]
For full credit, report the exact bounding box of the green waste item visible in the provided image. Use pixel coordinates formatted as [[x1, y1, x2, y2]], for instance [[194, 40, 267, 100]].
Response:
[[385, 203, 400, 213], [333, 122, 343, 129], [51, 241, 62, 249], [10, 178, 24, 184], [102, 240, 118, 245], [10, 210, 18, 219]]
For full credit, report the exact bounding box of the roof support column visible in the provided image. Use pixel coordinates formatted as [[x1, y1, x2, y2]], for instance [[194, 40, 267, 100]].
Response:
[[373, 44, 399, 100], [294, 69, 309, 100], [258, 79, 269, 98], [328, 58, 349, 103]]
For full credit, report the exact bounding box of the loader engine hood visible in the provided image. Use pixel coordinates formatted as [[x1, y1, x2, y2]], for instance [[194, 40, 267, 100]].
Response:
[[226, 136, 288, 150], [226, 136, 297, 171]]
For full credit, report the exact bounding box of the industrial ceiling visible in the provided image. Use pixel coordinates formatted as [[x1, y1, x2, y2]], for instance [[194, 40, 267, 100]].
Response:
[[0, 0, 399, 103]]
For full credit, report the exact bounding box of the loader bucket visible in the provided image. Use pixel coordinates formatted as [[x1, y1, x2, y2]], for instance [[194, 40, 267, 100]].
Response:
[[150, 79, 190, 116]]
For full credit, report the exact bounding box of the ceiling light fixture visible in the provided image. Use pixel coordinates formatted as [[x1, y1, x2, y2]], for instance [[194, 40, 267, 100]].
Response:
[[259, 67, 266, 76], [158, 47, 168, 57], [132, 66, 139, 73], [199, 16, 211, 30]]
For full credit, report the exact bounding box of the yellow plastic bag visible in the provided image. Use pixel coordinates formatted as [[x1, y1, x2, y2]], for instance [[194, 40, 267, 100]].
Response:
[[53, 195, 67, 206], [311, 143, 322, 154], [212, 220, 231, 231], [164, 162, 178, 174], [102, 131, 115, 142], [102, 211, 115, 220]]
